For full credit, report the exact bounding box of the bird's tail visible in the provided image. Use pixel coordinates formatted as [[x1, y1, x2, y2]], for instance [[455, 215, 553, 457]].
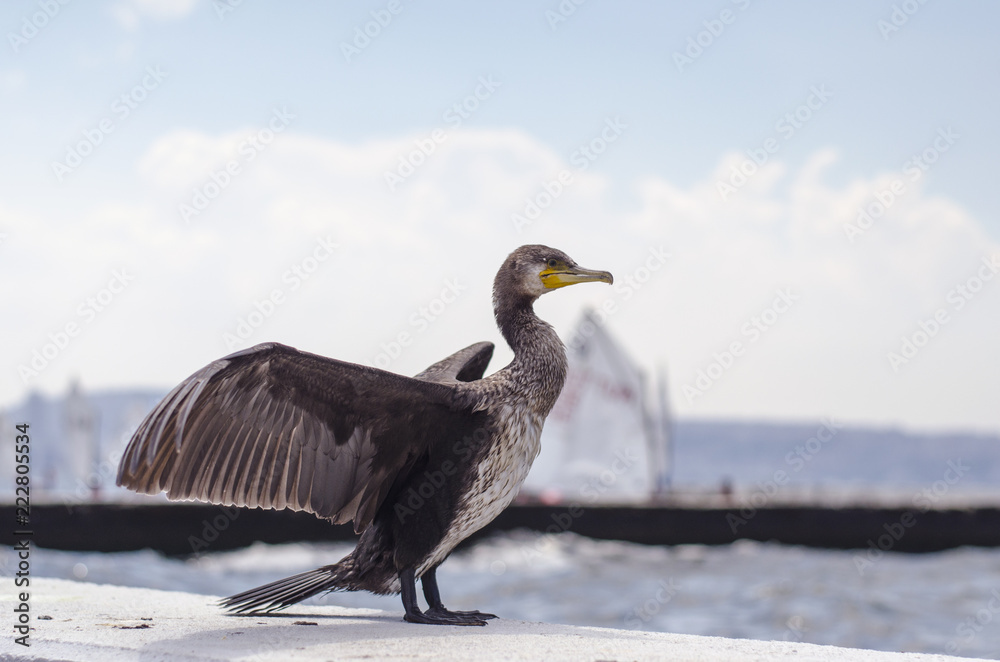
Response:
[[221, 558, 358, 614]]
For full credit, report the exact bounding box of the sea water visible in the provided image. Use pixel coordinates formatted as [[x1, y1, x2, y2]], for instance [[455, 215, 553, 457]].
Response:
[[9, 532, 1000, 659]]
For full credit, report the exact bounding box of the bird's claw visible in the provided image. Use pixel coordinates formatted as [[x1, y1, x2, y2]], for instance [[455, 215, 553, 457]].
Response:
[[404, 606, 497, 626], [427, 606, 498, 622]]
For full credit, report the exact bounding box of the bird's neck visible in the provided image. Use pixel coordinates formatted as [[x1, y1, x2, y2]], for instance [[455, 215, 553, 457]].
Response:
[[493, 295, 568, 414]]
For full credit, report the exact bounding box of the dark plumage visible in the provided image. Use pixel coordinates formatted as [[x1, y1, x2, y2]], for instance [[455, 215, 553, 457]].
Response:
[[116, 244, 612, 625]]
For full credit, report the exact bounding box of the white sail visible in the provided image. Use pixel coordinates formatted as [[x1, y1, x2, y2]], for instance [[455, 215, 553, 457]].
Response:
[[524, 309, 670, 502]]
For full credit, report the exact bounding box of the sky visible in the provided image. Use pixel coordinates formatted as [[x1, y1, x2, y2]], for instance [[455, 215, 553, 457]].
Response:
[[1, 0, 998, 433]]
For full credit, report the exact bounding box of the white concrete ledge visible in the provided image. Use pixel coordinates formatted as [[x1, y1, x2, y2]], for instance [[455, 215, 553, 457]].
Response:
[[4, 578, 963, 661]]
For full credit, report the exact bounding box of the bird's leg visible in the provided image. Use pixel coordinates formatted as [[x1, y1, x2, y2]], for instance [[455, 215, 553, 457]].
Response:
[[421, 565, 498, 622], [398, 567, 491, 626], [399, 567, 434, 624]]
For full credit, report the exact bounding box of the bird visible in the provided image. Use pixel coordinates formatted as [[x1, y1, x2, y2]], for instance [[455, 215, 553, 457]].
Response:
[[116, 244, 613, 626]]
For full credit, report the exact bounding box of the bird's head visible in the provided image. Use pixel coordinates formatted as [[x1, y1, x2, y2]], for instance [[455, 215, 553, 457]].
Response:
[[494, 245, 614, 305]]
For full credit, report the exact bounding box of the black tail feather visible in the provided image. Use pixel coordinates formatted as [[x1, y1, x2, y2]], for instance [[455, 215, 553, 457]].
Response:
[[221, 564, 346, 614]]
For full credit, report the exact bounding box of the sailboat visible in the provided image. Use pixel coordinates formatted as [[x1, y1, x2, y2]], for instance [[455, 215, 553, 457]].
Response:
[[522, 308, 672, 503]]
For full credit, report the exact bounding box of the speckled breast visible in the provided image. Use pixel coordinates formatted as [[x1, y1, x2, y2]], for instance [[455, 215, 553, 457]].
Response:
[[417, 404, 545, 576]]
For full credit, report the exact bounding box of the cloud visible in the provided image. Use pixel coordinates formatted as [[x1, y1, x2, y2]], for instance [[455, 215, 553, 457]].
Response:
[[3, 127, 997, 431]]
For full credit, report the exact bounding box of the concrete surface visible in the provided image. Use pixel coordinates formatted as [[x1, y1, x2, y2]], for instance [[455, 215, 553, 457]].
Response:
[[1, 578, 969, 661]]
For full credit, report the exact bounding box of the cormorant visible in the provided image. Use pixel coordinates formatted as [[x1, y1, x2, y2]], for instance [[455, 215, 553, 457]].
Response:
[[116, 244, 613, 626]]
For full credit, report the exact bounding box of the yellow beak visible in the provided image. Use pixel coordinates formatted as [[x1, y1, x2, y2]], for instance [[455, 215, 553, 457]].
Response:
[[540, 266, 614, 290]]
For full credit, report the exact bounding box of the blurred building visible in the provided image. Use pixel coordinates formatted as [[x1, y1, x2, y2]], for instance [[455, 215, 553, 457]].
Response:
[[0, 382, 164, 503]]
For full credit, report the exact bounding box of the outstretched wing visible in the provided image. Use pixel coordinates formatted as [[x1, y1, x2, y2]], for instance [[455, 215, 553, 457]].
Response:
[[117, 342, 484, 533], [414, 341, 494, 384]]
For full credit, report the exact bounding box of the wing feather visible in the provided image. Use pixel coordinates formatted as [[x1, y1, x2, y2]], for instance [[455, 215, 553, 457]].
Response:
[[413, 341, 494, 384], [117, 342, 487, 532], [207, 416, 248, 503]]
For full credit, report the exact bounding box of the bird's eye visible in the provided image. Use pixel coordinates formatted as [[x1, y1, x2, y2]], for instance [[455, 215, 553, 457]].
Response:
[[547, 259, 558, 268]]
